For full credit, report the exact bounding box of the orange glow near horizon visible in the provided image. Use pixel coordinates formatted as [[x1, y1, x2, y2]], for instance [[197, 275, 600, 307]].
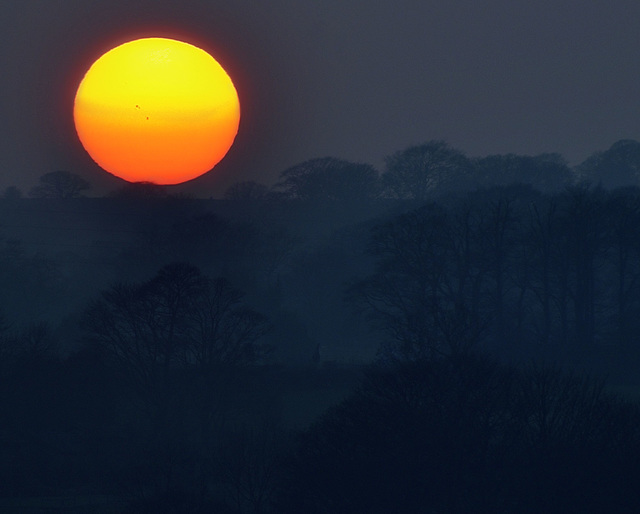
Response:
[[73, 37, 240, 185]]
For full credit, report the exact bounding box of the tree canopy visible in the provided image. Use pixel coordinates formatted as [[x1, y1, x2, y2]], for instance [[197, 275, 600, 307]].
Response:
[[381, 140, 473, 200], [29, 170, 90, 198], [575, 139, 640, 189], [274, 157, 379, 202]]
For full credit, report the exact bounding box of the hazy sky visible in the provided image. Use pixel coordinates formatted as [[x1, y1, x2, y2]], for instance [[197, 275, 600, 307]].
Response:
[[2, 0, 640, 196]]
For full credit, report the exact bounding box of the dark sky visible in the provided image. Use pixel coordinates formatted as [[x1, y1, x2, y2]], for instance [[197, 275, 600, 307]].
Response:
[[2, 0, 640, 196]]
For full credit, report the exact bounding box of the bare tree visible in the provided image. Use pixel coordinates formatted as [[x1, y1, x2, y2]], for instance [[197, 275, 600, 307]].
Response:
[[558, 185, 608, 347], [605, 188, 640, 349], [352, 203, 485, 360], [217, 421, 287, 514], [82, 263, 271, 503], [82, 262, 270, 403], [278, 357, 640, 514]]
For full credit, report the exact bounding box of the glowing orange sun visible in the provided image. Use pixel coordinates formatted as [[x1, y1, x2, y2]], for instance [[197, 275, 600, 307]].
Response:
[[73, 37, 240, 185]]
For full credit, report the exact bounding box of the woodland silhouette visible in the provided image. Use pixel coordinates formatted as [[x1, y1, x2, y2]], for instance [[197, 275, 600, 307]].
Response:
[[2, 139, 640, 512]]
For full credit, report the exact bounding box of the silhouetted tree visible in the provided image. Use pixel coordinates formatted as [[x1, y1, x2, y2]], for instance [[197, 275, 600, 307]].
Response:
[[29, 170, 90, 198], [15, 321, 58, 360], [277, 357, 640, 513], [351, 180, 640, 361], [273, 157, 378, 202], [2, 186, 22, 200], [557, 185, 608, 347], [602, 187, 640, 350], [82, 263, 270, 505], [352, 203, 484, 360], [381, 140, 473, 200], [474, 192, 522, 344], [524, 196, 560, 347], [474, 153, 573, 192], [575, 139, 640, 189], [512, 364, 640, 512], [82, 262, 269, 401], [217, 421, 288, 514]]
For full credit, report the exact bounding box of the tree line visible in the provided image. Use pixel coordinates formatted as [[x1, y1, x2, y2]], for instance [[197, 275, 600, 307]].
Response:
[[2, 139, 640, 510], [353, 184, 640, 368], [9, 139, 640, 201]]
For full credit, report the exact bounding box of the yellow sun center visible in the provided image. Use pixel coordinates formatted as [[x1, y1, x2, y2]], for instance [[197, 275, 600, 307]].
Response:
[[73, 37, 240, 185]]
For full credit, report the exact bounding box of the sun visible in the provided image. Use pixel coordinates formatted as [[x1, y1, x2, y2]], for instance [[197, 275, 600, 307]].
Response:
[[73, 37, 240, 185]]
